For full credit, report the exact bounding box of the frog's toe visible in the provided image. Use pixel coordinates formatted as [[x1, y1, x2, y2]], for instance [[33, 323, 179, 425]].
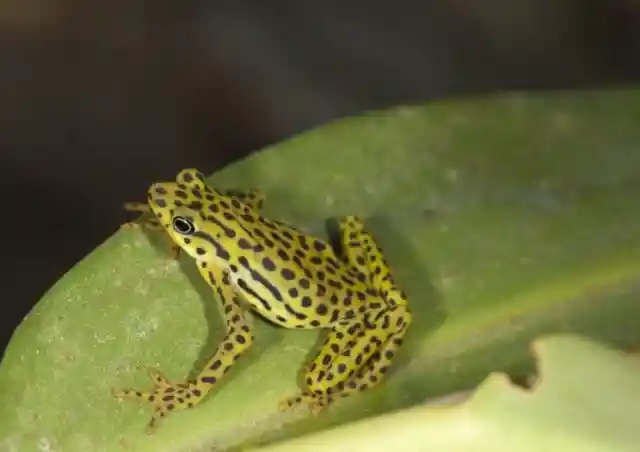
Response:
[[112, 386, 150, 401], [119, 221, 139, 230], [114, 391, 165, 433], [278, 393, 312, 412], [277, 394, 301, 412], [113, 370, 196, 432], [123, 202, 151, 213], [278, 392, 325, 415], [308, 400, 326, 416], [146, 368, 171, 387]]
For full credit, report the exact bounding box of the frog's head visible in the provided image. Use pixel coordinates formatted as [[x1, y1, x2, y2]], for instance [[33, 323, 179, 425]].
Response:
[[147, 168, 249, 262]]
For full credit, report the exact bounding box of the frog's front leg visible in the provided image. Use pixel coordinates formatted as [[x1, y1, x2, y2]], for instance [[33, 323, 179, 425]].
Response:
[[120, 202, 182, 259], [113, 266, 254, 432], [121, 202, 162, 230]]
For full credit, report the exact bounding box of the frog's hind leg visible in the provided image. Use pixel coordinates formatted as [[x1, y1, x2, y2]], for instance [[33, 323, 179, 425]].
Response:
[[303, 215, 411, 411], [320, 303, 410, 409], [279, 320, 364, 413], [280, 301, 411, 413], [278, 216, 412, 414], [338, 215, 410, 308]]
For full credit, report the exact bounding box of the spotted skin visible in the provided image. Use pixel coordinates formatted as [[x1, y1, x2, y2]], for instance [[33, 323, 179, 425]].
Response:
[[114, 168, 412, 431]]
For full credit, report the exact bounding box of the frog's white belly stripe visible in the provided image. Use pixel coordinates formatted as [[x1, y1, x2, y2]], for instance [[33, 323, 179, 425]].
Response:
[[194, 229, 306, 323]]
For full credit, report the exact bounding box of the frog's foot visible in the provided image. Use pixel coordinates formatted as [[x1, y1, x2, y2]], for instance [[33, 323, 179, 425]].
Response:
[[119, 221, 138, 230], [121, 203, 161, 229], [121, 202, 182, 260], [113, 369, 198, 433], [277, 392, 327, 416]]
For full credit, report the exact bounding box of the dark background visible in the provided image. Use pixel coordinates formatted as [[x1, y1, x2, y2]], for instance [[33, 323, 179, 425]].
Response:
[[2, 1, 640, 352]]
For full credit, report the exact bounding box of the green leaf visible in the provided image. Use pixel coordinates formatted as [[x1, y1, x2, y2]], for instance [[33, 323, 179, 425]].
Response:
[[250, 334, 640, 452], [2, 89, 640, 452]]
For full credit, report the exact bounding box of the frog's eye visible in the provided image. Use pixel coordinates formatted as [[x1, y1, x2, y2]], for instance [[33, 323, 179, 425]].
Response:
[[173, 216, 195, 235]]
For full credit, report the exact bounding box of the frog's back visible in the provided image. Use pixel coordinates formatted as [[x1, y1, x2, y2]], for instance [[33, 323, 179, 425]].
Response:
[[219, 210, 373, 330], [147, 172, 372, 330]]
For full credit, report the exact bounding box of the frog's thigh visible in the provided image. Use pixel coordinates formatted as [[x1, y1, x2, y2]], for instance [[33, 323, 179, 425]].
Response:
[[337, 216, 370, 274], [304, 308, 399, 395], [339, 216, 409, 308], [325, 304, 412, 403], [303, 322, 363, 391]]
